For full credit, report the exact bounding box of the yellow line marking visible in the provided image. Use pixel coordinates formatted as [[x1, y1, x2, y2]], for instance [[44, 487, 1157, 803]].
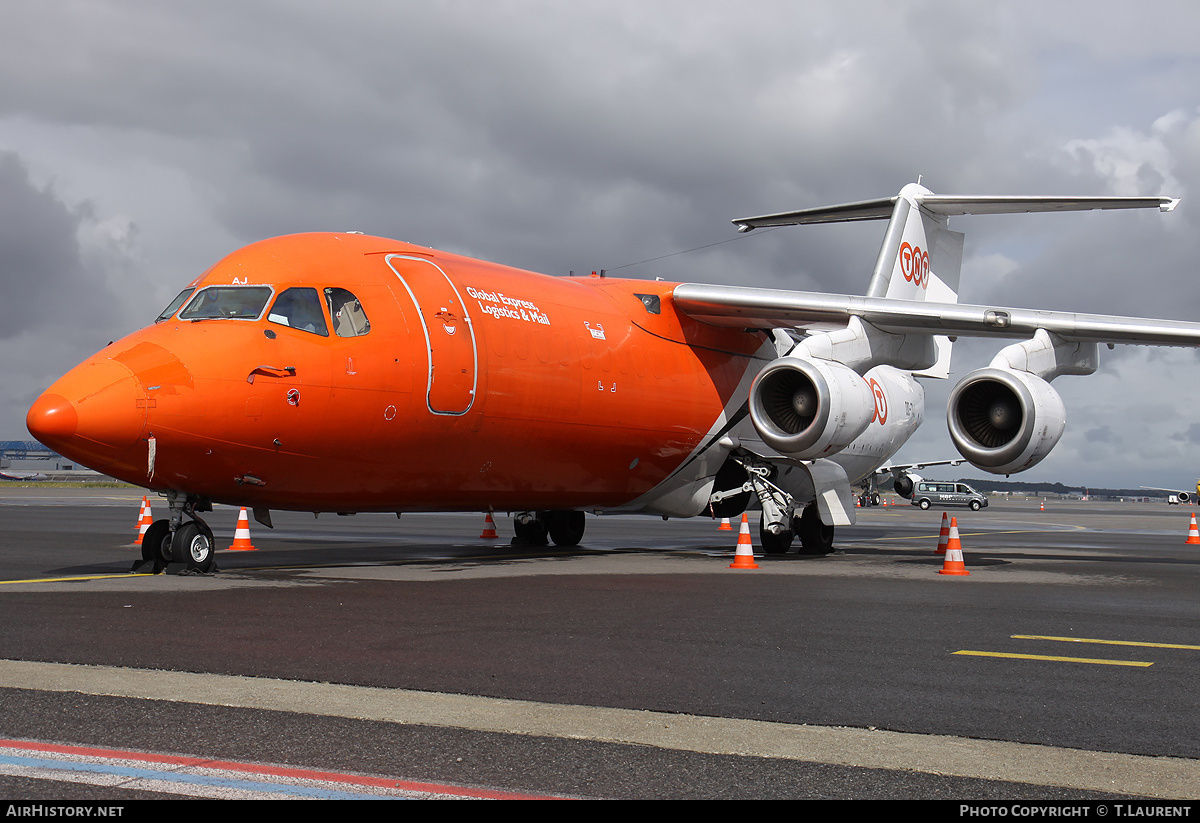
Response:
[[1012, 635, 1200, 651], [870, 527, 1086, 542], [0, 573, 149, 585], [953, 650, 1152, 667]]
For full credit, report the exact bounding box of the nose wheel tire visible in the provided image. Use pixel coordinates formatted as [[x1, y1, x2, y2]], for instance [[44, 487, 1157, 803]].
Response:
[[140, 519, 173, 572], [172, 522, 215, 572]]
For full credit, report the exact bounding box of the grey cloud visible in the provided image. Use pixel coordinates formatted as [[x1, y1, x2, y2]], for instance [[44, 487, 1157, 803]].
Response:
[[0, 151, 118, 338], [4, 1, 1200, 487]]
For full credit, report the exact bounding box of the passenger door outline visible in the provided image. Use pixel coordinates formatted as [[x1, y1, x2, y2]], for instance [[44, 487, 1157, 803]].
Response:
[[385, 254, 478, 416]]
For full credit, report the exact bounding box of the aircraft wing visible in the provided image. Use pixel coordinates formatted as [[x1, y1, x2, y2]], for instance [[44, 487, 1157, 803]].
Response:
[[0, 469, 103, 481], [672, 284, 1200, 347], [872, 460, 964, 477], [0, 470, 49, 481], [1141, 486, 1198, 499]]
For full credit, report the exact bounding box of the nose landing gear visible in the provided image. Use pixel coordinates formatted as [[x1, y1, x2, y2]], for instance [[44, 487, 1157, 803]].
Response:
[[130, 492, 217, 574]]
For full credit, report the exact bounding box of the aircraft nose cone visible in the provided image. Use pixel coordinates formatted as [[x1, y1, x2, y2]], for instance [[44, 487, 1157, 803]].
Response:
[[26, 358, 147, 470], [26, 393, 78, 444]]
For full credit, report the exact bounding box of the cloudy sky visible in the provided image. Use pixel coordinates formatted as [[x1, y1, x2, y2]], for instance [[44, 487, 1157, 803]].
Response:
[[4, 0, 1200, 489]]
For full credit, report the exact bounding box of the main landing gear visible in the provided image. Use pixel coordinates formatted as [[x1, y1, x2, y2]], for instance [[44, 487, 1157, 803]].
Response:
[[512, 510, 586, 547], [134, 492, 217, 574], [758, 504, 835, 556]]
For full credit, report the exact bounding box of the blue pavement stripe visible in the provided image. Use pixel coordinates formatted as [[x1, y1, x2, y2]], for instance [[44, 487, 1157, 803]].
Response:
[[0, 754, 405, 800]]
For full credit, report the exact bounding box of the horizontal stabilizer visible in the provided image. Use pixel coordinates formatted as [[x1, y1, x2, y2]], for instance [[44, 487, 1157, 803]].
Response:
[[732, 192, 1178, 232], [733, 198, 897, 231]]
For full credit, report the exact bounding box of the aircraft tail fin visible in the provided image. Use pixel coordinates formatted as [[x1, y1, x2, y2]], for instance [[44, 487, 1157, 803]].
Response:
[[870, 184, 961, 377], [865, 183, 962, 304]]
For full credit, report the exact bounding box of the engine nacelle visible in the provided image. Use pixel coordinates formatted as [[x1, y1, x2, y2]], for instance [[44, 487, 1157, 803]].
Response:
[[947, 367, 1066, 475], [893, 472, 918, 499], [749, 356, 876, 459]]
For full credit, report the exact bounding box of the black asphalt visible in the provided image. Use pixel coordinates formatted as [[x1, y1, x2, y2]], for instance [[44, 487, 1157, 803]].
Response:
[[2, 489, 1198, 799]]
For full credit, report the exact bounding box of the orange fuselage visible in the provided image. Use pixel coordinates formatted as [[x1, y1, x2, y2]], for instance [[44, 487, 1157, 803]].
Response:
[[28, 233, 768, 514]]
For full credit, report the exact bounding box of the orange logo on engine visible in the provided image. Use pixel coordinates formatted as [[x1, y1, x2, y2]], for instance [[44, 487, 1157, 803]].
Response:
[[898, 242, 929, 289], [869, 378, 887, 425]]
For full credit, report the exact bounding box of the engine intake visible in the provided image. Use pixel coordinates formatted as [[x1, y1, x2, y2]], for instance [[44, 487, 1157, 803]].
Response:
[[947, 367, 1066, 475], [893, 473, 916, 499], [749, 357, 875, 459]]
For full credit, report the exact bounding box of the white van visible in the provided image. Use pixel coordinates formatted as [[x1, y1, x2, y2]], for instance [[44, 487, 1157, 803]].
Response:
[[911, 481, 988, 511]]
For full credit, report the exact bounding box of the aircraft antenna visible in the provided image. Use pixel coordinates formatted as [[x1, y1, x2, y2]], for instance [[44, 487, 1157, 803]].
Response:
[[604, 225, 784, 273]]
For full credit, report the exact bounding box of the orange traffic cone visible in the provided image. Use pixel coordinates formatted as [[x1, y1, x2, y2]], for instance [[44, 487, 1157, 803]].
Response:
[[133, 497, 151, 545], [1187, 513, 1200, 545], [1040, 500, 1045, 511], [718, 517, 732, 531], [480, 511, 498, 539], [729, 513, 758, 569], [935, 512, 950, 555], [937, 517, 970, 576], [229, 507, 256, 551]]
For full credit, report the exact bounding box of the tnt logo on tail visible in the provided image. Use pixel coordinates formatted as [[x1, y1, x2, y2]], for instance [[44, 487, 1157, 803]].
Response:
[[898, 241, 929, 289]]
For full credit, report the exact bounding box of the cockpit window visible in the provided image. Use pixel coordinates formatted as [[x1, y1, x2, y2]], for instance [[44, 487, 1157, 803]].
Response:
[[268, 287, 329, 336], [325, 287, 370, 337], [179, 286, 273, 321], [156, 288, 195, 322]]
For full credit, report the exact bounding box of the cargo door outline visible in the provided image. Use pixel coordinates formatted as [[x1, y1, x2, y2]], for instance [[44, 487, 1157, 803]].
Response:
[[385, 254, 478, 415]]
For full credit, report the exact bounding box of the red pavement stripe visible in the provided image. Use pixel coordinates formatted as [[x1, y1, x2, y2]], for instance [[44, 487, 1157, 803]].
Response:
[[0, 738, 562, 800]]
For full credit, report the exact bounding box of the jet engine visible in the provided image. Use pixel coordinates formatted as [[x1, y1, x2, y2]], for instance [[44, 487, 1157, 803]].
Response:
[[946, 367, 1066, 475], [749, 357, 875, 459], [893, 472, 917, 499]]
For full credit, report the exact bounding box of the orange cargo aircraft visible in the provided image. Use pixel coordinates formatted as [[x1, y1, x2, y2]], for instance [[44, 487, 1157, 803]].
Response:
[[26, 184, 1200, 572]]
